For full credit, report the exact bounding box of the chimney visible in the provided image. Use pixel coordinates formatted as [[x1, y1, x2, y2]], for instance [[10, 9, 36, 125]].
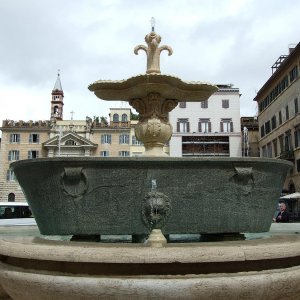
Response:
[[289, 43, 297, 54]]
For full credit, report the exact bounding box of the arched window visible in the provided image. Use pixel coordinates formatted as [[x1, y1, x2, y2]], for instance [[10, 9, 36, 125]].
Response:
[[122, 114, 128, 122], [65, 139, 76, 146], [8, 193, 15, 202], [54, 106, 59, 115], [113, 114, 119, 122]]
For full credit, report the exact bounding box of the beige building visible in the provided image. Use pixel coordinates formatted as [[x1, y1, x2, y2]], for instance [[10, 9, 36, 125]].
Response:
[[0, 75, 148, 202], [254, 42, 300, 193], [0, 120, 50, 202]]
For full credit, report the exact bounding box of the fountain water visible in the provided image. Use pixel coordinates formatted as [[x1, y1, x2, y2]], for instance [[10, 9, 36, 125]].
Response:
[[0, 25, 299, 300]]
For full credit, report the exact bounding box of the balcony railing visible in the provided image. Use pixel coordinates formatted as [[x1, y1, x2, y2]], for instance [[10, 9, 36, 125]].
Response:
[[93, 121, 130, 128], [2, 120, 50, 128]]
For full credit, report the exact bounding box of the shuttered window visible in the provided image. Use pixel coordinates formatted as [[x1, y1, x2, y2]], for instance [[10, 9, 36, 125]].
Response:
[[101, 134, 111, 144], [10, 134, 20, 143], [177, 119, 190, 133], [29, 133, 39, 143], [220, 119, 233, 133], [198, 119, 211, 133], [119, 134, 129, 144], [8, 150, 19, 161], [28, 151, 39, 159]]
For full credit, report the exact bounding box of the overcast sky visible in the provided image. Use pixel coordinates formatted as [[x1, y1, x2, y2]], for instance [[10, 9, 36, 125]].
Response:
[[0, 0, 299, 128]]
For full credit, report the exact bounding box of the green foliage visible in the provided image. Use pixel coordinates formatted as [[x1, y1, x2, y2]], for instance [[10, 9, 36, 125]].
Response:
[[93, 116, 107, 126], [93, 116, 99, 124], [130, 112, 139, 120]]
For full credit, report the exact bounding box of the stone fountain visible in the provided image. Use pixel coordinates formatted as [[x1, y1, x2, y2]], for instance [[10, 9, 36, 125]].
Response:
[[0, 24, 299, 300]]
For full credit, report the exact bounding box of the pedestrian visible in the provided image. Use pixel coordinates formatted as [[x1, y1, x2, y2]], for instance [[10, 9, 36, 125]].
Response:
[[273, 202, 289, 223]]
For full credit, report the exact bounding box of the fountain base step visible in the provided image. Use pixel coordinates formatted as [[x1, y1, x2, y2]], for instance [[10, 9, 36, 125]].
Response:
[[0, 234, 300, 299], [1, 264, 300, 300]]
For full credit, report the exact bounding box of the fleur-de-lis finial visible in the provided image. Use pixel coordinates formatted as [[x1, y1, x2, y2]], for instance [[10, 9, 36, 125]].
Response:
[[134, 19, 173, 74]]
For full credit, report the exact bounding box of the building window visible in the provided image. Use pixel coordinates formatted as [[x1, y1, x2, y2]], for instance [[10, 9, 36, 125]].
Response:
[[132, 135, 143, 145], [119, 151, 130, 157], [267, 143, 272, 158], [10, 134, 20, 143], [278, 135, 284, 154], [262, 145, 267, 157], [28, 150, 39, 159], [260, 125, 265, 138], [289, 65, 298, 83], [273, 139, 278, 157], [177, 119, 190, 133], [65, 139, 76, 145], [113, 114, 119, 122], [286, 105, 289, 121], [101, 134, 111, 144], [297, 159, 300, 173], [271, 115, 277, 130], [29, 133, 40, 143], [201, 100, 208, 109], [285, 130, 292, 152], [220, 119, 233, 133], [294, 125, 300, 148], [265, 120, 271, 135], [198, 119, 211, 133], [8, 193, 15, 202], [8, 150, 19, 161], [53, 105, 59, 115], [100, 151, 109, 157], [295, 98, 299, 114], [119, 134, 129, 144], [6, 170, 16, 182], [222, 99, 229, 109], [179, 102, 186, 108], [122, 114, 128, 122], [279, 110, 282, 125], [260, 76, 289, 112]]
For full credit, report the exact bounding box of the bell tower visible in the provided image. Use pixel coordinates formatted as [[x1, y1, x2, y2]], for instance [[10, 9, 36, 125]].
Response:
[[51, 72, 64, 120]]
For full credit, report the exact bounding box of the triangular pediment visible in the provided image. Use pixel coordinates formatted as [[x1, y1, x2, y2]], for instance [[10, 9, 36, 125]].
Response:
[[43, 131, 97, 148]]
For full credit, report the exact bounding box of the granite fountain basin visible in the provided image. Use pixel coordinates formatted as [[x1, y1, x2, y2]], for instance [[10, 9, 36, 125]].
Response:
[[11, 157, 292, 236]]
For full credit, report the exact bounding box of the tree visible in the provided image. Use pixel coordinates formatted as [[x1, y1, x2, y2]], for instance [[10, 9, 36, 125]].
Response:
[[130, 112, 139, 120]]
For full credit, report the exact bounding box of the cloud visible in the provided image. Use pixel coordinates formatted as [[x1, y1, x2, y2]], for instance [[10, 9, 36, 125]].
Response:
[[0, 0, 300, 128]]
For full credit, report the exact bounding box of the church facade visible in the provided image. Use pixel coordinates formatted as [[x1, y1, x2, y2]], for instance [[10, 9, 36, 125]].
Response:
[[0, 74, 147, 202]]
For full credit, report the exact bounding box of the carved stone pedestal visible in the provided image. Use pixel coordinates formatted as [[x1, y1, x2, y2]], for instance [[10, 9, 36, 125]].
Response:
[[130, 94, 177, 156]]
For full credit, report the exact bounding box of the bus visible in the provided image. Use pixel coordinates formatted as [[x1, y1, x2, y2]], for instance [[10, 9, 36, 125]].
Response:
[[0, 202, 36, 226]]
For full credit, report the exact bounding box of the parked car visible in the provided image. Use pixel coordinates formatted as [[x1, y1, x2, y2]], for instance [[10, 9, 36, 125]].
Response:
[[0, 202, 36, 226]]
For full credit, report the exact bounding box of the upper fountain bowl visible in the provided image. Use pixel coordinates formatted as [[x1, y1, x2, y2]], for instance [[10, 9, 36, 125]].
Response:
[[88, 74, 218, 102]]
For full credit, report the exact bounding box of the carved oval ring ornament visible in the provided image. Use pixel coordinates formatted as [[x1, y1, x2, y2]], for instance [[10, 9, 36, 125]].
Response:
[[142, 191, 171, 230], [60, 167, 88, 198]]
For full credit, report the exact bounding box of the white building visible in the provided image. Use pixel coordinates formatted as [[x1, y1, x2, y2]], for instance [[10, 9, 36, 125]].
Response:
[[169, 85, 242, 157]]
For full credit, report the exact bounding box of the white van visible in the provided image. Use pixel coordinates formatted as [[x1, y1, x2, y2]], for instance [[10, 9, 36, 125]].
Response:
[[0, 202, 36, 226]]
